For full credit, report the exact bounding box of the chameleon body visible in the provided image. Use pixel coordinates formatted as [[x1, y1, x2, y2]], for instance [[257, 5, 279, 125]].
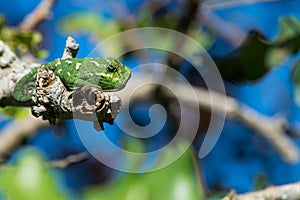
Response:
[[13, 58, 131, 102]]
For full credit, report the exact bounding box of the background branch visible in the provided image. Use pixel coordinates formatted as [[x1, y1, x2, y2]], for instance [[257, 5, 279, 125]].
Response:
[[62, 36, 80, 59], [19, 0, 58, 31], [47, 152, 88, 168], [199, 9, 247, 47], [222, 181, 300, 200], [0, 115, 49, 161], [118, 75, 300, 163], [203, 0, 281, 11]]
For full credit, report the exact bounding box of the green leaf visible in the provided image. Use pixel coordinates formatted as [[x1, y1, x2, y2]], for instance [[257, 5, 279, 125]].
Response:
[[57, 12, 122, 56], [82, 147, 204, 200], [265, 47, 288, 67], [215, 16, 300, 83], [274, 16, 300, 43], [265, 16, 300, 67], [57, 12, 121, 39], [0, 148, 69, 200], [0, 106, 29, 119], [214, 31, 270, 82], [291, 59, 300, 105], [0, 16, 47, 58]]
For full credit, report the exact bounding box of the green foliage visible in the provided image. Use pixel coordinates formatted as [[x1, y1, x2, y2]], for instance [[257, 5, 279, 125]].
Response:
[[188, 22, 215, 48], [0, 16, 47, 58], [252, 173, 268, 191], [57, 12, 121, 40], [265, 47, 287, 67], [0, 146, 203, 200], [0, 148, 68, 200], [291, 59, 300, 105], [215, 31, 270, 82], [57, 12, 123, 56], [57, 12, 213, 57], [216, 16, 300, 83], [82, 149, 204, 200], [0, 106, 29, 119], [265, 16, 300, 67], [137, 8, 179, 29], [287, 17, 300, 105], [273, 16, 300, 43]]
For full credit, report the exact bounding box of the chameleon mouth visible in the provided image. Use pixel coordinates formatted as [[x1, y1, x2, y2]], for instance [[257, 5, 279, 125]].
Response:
[[115, 69, 131, 90], [126, 70, 131, 82]]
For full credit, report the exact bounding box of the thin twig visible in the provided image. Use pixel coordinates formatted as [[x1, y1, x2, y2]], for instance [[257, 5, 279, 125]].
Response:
[[199, 9, 247, 47], [19, 0, 58, 31], [62, 36, 80, 59], [47, 152, 88, 168], [222, 181, 300, 200], [203, 0, 281, 11]]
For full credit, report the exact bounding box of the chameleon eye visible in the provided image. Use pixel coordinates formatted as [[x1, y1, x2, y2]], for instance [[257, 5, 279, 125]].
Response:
[[107, 64, 118, 72], [105, 57, 120, 72]]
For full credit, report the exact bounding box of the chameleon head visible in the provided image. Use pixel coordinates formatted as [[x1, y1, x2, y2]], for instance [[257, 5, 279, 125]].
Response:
[[103, 57, 131, 90]]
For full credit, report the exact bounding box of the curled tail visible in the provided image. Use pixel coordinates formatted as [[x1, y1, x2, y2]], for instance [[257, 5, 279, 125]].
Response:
[[13, 68, 38, 102]]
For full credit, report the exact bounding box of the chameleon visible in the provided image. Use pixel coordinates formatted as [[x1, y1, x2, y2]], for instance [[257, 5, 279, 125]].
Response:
[[13, 57, 131, 102]]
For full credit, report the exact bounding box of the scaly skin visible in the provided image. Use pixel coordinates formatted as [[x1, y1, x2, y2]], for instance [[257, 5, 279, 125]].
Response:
[[13, 57, 131, 102]]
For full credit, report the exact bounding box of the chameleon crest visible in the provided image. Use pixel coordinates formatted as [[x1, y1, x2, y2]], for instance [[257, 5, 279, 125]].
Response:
[[13, 58, 131, 102]]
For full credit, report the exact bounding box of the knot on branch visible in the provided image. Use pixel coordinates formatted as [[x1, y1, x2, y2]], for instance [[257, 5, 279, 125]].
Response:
[[62, 36, 80, 59], [31, 69, 121, 130]]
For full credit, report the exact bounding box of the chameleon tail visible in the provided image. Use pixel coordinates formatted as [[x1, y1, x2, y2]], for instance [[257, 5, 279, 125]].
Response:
[[13, 68, 38, 102]]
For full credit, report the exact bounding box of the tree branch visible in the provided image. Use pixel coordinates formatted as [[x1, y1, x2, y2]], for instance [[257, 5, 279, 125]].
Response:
[[19, 0, 58, 31], [0, 36, 121, 127], [186, 86, 299, 163], [199, 9, 247, 47], [222, 181, 300, 200], [118, 75, 300, 163], [202, 0, 281, 11], [47, 152, 88, 168], [30, 36, 121, 128], [0, 39, 38, 106], [0, 115, 49, 160], [62, 36, 80, 59], [0, 36, 121, 159]]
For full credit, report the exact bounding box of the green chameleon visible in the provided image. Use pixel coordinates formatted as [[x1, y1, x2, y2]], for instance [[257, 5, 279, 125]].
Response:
[[13, 57, 131, 102]]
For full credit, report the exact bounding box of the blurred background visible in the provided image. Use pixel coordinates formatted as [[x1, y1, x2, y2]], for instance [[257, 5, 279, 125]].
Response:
[[1, 0, 300, 199]]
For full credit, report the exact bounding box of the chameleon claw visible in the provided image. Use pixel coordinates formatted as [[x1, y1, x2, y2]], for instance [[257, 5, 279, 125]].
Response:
[[93, 121, 104, 131]]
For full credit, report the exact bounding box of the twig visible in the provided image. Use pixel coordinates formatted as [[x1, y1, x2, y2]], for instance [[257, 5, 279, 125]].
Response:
[[0, 115, 49, 160], [62, 36, 80, 59], [202, 0, 281, 11], [47, 152, 88, 168], [19, 0, 58, 31], [199, 9, 247, 47], [222, 181, 300, 200]]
